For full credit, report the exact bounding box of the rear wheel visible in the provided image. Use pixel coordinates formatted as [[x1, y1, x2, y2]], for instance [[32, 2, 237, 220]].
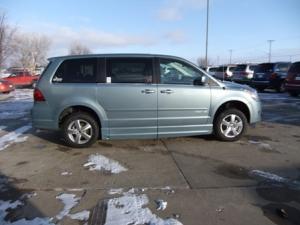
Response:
[[214, 109, 247, 141], [62, 112, 99, 148]]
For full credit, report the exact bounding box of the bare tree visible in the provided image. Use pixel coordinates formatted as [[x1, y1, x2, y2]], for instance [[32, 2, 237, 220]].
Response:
[[0, 12, 17, 68], [197, 57, 212, 67], [69, 41, 91, 55], [12, 33, 51, 69]]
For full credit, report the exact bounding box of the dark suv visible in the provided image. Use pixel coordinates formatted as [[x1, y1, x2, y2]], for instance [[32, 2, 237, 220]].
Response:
[[285, 61, 300, 97], [251, 62, 291, 92]]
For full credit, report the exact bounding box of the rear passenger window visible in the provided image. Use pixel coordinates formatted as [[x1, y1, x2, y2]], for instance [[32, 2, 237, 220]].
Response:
[[107, 58, 153, 83], [53, 58, 97, 83]]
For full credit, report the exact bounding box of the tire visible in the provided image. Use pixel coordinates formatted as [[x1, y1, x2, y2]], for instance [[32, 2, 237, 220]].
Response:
[[62, 112, 99, 148], [289, 91, 299, 97], [214, 108, 248, 142]]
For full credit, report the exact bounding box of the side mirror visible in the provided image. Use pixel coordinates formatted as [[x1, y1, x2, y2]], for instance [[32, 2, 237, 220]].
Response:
[[193, 75, 207, 86]]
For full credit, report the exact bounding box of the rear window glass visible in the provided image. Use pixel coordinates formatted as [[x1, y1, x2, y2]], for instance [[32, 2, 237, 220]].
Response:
[[107, 58, 153, 83], [234, 65, 247, 71], [256, 63, 274, 73], [249, 65, 257, 71], [289, 62, 300, 73], [209, 67, 218, 72], [228, 66, 236, 72], [275, 63, 290, 72], [53, 58, 97, 83], [216, 66, 227, 72]]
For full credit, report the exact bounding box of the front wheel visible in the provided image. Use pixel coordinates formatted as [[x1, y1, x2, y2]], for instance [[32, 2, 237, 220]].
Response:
[[62, 112, 99, 148], [214, 109, 248, 141]]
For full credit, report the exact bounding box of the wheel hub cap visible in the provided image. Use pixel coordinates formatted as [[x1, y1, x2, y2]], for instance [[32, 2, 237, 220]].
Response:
[[67, 119, 92, 144]]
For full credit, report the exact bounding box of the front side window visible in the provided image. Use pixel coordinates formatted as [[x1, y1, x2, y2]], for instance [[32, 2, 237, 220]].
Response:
[[107, 58, 153, 83], [160, 59, 204, 85], [53, 58, 97, 83]]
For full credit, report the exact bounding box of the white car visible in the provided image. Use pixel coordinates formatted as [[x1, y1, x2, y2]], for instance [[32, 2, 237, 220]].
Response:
[[214, 65, 237, 80]]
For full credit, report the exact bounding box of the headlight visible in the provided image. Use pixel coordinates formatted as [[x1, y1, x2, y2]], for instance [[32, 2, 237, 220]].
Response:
[[244, 89, 259, 101]]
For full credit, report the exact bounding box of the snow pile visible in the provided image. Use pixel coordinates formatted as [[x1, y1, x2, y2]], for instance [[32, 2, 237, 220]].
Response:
[[105, 191, 182, 225], [0, 199, 54, 225], [56, 193, 90, 221], [84, 154, 127, 174], [0, 89, 33, 120], [0, 125, 31, 151]]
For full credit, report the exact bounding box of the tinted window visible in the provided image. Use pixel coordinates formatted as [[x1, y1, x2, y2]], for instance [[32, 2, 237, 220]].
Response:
[[249, 65, 257, 71], [256, 63, 274, 73], [107, 58, 153, 83], [275, 63, 290, 72], [234, 65, 247, 71], [216, 66, 227, 72], [160, 58, 204, 85], [209, 67, 218, 72], [228, 66, 236, 72], [289, 62, 300, 73], [53, 58, 97, 83]]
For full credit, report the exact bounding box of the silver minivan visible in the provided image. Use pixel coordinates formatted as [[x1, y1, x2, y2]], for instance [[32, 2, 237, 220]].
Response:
[[32, 54, 261, 148]]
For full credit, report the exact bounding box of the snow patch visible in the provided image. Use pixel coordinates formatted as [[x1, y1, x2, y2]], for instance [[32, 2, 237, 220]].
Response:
[[249, 170, 300, 189], [0, 89, 33, 120], [55, 193, 90, 221], [56, 193, 80, 220], [248, 140, 272, 150], [69, 210, 90, 221], [0, 199, 54, 225], [61, 171, 72, 176], [104, 191, 182, 225], [0, 125, 31, 151], [156, 199, 168, 211], [84, 154, 127, 174], [108, 188, 124, 195]]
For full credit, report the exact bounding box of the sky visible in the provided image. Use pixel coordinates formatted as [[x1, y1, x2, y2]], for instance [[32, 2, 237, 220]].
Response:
[[1, 0, 300, 65]]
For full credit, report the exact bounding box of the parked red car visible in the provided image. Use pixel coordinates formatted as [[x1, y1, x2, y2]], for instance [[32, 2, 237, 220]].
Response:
[[0, 79, 15, 94], [3, 71, 39, 87], [285, 61, 300, 97]]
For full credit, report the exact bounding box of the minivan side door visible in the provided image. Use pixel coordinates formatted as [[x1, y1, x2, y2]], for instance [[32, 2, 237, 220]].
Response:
[[96, 57, 158, 139], [157, 57, 211, 137]]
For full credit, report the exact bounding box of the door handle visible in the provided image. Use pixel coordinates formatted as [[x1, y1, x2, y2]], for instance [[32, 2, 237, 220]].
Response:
[[160, 89, 174, 94], [142, 89, 155, 94]]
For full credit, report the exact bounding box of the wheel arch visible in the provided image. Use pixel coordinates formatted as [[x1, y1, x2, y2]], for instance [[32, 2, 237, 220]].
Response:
[[212, 100, 251, 125]]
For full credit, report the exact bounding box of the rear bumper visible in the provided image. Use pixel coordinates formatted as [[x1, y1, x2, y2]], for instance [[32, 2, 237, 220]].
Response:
[[31, 102, 59, 130], [285, 83, 300, 92], [250, 100, 262, 124], [250, 80, 269, 88]]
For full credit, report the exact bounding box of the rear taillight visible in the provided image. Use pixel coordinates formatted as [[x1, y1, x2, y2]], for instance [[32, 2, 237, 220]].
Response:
[[285, 73, 294, 82], [34, 88, 45, 102], [270, 73, 278, 79]]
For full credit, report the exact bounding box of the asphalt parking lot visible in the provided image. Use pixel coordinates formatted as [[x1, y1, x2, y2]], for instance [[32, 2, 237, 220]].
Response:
[[0, 89, 300, 225]]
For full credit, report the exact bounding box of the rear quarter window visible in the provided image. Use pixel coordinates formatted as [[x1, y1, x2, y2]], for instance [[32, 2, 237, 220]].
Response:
[[289, 62, 300, 73], [52, 58, 97, 83]]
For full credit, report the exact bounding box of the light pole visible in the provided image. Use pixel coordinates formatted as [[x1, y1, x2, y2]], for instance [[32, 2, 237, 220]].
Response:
[[205, 0, 209, 67], [229, 49, 233, 64], [267, 40, 274, 62]]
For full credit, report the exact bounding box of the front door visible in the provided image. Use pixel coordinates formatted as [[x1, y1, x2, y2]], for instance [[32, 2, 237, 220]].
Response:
[[157, 58, 211, 137], [97, 57, 157, 139]]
